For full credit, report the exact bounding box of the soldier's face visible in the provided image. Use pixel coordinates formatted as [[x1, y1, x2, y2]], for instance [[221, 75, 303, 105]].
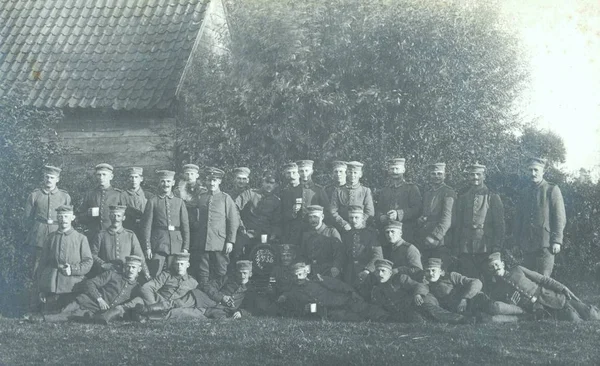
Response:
[[333, 167, 346, 184], [388, 165, 405, 177], [109, 211, 125, 225], [488, 259, 505, 277], [44, 173, 60, 189], [425, 267, 443, 282], [376, 267, 393, 283], [262, 180, 277, 193], [428, 171, 445, 185], [293, 268, 309, 284], [279, 252, 295, 266], [385, 228, 402, 244], [308, 213, 324, 228], [347, 169, 362, 185], [236, 269, 252, 285], [57, 212, 75, 230], [468, 171, 485, 186], [235, 175, 249, 189], [128, 174, 143, 189], [124, 263, 142, 281], [348, 212, 364, 229], [95, 170, 113, 187], [298, 166, 313, 182], [183, 171, 199, 183], [207, 178, 221, 192], [174, 260, 190, 276], [160, 178, 174, 193], [285, 169, 299, 184], [528, 165, 545, 184]]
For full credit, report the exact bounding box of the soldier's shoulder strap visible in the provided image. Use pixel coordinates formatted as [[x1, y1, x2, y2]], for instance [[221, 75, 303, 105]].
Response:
[[58, 188, 69, 194], [112, 187, 123, 192]]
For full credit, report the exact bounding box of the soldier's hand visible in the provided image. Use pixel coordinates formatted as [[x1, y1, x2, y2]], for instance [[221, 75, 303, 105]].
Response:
[[316, 273, 324, 282], [418, 216, 427, 225], [457, 298, 468, 313], [563, 287, 581, 302], [225, 243, 234, 254], [358, 270, 369, 282], [232, 311, 242, 319], [182, 249, 189, 254], [146, 248, 153, 260], [101, 263, 115, 271], [276, 295, 287, 303], [97, 298, 110, 310], [222, 295, 234, 307], [425, 236, 437, 248], [343, 224, 351, 231], [60, 264, 71, 276], [330, 267, 340, 278], [292, 204, 302, 214], [386, 210, 398, 221], [414, 294, 424, 307], [552, 243, 561, 255]]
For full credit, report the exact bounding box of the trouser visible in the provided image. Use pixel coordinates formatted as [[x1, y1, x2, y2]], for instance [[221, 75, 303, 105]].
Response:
[[42, 301, 87, 322], [191, 288, 238, 319], [194, 250, 229, 288], [28, 247, 43, 311], [554, 300, 600, 322], [148, 252, 174, 278], [419, 294, 467, 324], [523, 248, 555, 276], [458, 253, 491, 280]]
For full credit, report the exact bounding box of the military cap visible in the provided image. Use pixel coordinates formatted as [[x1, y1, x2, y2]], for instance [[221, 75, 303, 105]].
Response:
[[347, 205, 364, 215], [296, 160, 314, 168], [262, 170, 277, 183], [331, 161, 347, 169], [43, 165, 62, 176], [290, 262, 309, 273], [109, 205, 127, 213], [282, 162, 298, 172], [236, 260, 253, 271], [156, 170, 176, 180], [233, 167, 251, 177], [388, 158, 406, 167], [125, 255, 144, 265], [127, 167, 143, 175], [465, 163, 486, 173], [426, 258, 443, 269], [527, 157, 547, 168], [173, 252, 191, 262], [95, 163, 114, 172], [55, 205, 74, 213], [204, 167, 225, 179], [487, 252, 502, 263], [277, 244, 297, 255], [182, 164, 200, 173], [427, 163, 446, 173], [346, 161, 364, 171], [374, 259, 394, 270], [385, 221, 403, 230], [306, 205, 324, 215]]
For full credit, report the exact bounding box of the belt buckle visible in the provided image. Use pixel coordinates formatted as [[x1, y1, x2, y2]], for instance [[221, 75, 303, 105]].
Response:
[[46, 219, 54, 224], [168, 225, 175, 231]]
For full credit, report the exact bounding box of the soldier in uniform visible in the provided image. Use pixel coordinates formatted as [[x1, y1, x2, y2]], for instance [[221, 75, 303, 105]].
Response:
[[340, 206, 383, 286], [36, 205, 93, 311], [23, 165, 71, 310], [190, 167, 240, 288], [32, 255, 143, 323], [231, 167, 251, 200], [376, 158, 422, 243], [513, 157, 566, 276], [382, 221, 422, 277], [330, 161, 375, 232], [453, 164, 505, 279], [91, 205, 150, 280], [416, 163, 455, 265], [121, 167, 153, 242], [299, 205, 344, 279], [324, 160, 347, 201], [79, 163, 123, 240], [142, 170, 190, 277], [486, 252, 599, 321], [173, 163, 206, 201]]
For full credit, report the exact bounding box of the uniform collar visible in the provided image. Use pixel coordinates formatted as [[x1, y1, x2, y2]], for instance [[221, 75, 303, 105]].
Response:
[[158, 192, 174, 199], [391, 179, 406, 188], [429, 182, 445, 191], [97, 185, 113, 191], [57, 227, 74, 235], [42, 187, 59, 195], [390, 239, 407, 249], [301, 180, 314, 189], [345, 182, 361, 189], [127, 187, 143, 195], [108, 226, 124, 234]]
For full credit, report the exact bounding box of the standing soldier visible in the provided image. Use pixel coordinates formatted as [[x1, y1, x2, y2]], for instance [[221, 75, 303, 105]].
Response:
[[79, 163, 123, 240], [231, 167, 251, 200], [513, 157, 566, 276], [191, 167, 240, 288], [23, 166, 71, 277], [376, 158, 422, 243], [121, 167, 152, 242], [142, 170, 190, 277], [416, 163, 455, 265], [330, 161, 375, 232], [324, 161, 347, 201], [173, 164, 205, 201], [453, 164, 505, 279]]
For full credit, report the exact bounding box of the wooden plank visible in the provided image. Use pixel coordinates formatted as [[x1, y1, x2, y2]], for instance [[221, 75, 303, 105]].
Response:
[[59, 117, 176, 133], [58, 128, 175, 139], [61, 136, 173, 154], [62, 151, 174, 170]]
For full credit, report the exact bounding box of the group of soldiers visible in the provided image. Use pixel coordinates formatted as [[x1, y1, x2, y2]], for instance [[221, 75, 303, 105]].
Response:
[[21, 157, 599, 324]]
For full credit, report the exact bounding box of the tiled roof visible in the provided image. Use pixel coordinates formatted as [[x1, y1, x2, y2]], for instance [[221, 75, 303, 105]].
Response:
[[0, 0, 209, 110]]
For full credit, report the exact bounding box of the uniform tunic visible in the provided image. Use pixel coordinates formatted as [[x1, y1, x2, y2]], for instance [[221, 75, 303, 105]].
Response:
[[235, 188, 281, 237], [191, 275, 248, 318], [370, 273, 429, 313], [91, 227, 147, 276], [23, 187, 72, 248], [38, 228, 93, 294], [138, 271, 198, 304], [142, 193, 190, 254], [383, 241, 422, 276], [121, 187, 153, 239], [340, 227, 383, 284], [280, 181, 330, 244], [330, 184, 375, 228], [192, 190, 240, 251], [376, 181, 422, 242], [79, 186, 123, 234], [424, 272, 483, 310], [417, 183, 455, 247], [300, 224, 343, 277], [76, 270, 139, 312]]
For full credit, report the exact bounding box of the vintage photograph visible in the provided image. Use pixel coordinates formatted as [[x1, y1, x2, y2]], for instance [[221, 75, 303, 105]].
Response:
[[1, 0, 599, 364]]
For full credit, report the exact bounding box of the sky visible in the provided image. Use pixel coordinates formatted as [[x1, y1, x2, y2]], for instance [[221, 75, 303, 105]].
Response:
[[500, 0, 600, 176]]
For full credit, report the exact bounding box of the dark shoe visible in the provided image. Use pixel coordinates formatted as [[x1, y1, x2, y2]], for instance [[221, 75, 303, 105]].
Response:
[[95, 306, 125, 325], [146, 301, 172, 313], [131, 304, 146, 322]]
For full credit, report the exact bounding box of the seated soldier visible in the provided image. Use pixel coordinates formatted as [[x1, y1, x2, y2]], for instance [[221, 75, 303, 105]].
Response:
[[382, 221, 422, 277], [299, 205, 344, 279], [341, 206, 383, 286], [367, 259, 467, 324], [276, 262, 389, 322], [119, 252, 198, 320], [486, 252, 600, 322], [30, 256, 143, 323]]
